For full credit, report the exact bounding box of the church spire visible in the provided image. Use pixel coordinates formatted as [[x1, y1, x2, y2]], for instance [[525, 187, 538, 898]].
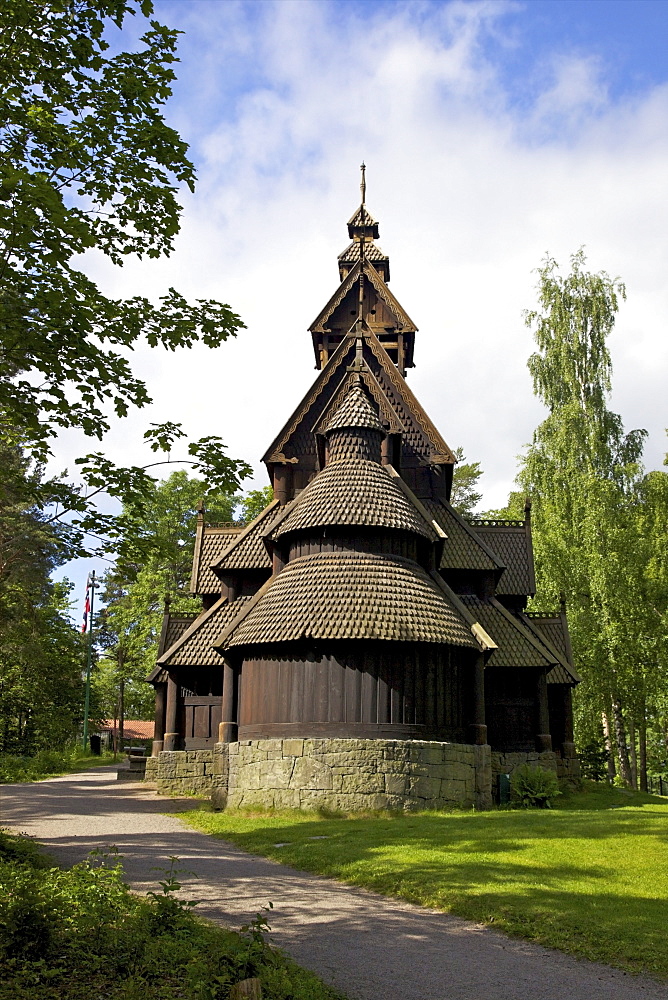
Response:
[[338, 164, 389, 281]]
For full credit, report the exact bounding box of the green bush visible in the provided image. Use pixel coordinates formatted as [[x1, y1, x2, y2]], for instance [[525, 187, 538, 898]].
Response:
[[578, 739, 610, 781], [0, 748, 113, 784], [0, 834, 345, 1000], [510, 764, 561, 809]]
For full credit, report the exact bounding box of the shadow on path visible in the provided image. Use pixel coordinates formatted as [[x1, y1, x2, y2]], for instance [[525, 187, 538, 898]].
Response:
[[1, 768, 665, 1000]]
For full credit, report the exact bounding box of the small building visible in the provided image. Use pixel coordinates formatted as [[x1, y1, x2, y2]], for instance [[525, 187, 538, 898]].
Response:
[[97, 720, 154, 751], [146, 171, 580, 808]]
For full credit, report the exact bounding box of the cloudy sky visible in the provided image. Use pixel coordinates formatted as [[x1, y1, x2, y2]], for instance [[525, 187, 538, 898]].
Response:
[[59, 0, 668, 611]]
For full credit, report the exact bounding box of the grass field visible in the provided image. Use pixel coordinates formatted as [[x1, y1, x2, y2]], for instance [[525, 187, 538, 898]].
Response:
[[179, 783, 668, 981]]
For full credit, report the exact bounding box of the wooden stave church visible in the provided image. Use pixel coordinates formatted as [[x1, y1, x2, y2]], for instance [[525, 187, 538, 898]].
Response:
[[148, 171, 580, 773]]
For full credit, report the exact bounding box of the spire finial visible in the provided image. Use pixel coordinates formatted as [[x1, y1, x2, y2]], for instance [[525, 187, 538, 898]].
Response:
[[360, 162, 366, 205]]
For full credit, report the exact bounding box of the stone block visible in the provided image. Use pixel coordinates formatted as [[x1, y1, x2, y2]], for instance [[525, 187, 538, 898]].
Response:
[[272, 788, 302, 809], [410, 776, 442, 801], [384, 773, 410, 796], [291, 755, 333, 791], [339, 771, 385, 795], [439, 778, 467, 801], [259, 759, 294, 789], [282, 739, 304, 757]]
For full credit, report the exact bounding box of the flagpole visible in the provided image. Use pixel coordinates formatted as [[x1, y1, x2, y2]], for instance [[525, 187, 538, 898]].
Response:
[[82, 570, 96, 751]]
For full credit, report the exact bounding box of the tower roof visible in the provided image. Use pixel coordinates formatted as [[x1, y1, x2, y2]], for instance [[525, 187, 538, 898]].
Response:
[[321, 380, 383, 434], [273, 459, 437, 541], [339, 164, 390, 281], [216, 551, 479, 649]]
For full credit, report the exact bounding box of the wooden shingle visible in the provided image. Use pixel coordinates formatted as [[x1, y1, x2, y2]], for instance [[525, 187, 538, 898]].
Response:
[[219, 551, 478, 649], [274, 459, 437, 541]]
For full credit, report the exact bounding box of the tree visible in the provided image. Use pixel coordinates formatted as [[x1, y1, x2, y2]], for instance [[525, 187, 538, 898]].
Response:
[[95, 472, 252, 721], [450, 447, 483, 515], [237, 486, 274, 524], [0, 0, 250, 547], [516, 250, 665, 786], [0, 441, 86, 751]]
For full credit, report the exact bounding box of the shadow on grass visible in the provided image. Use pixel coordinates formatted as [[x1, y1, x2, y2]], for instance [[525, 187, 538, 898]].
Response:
[[190, 807, 668, 979]]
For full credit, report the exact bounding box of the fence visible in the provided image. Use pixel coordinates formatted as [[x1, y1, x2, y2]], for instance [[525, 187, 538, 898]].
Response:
[[647, 776, 668, 797]]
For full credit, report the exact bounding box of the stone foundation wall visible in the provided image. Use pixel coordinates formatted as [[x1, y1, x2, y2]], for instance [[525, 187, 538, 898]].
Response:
[[144, 746, 228, 797], [147, 738, 493, 810], [490, 750, 558, 780], [555, 753, 581, 787]]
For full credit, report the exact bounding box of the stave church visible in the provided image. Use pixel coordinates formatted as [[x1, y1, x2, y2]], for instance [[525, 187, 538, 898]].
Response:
[[145, 169, 580, 809]]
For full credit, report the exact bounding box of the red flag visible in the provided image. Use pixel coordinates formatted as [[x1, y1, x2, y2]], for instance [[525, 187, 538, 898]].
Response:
[[82, 589, 90, 634]]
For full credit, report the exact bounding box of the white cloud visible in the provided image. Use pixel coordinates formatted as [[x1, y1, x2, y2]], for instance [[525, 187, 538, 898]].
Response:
[[57, 0, 668, 537]]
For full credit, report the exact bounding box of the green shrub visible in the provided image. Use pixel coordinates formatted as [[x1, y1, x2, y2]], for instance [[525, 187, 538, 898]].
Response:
[[578, 739, 610, 781], [510, 764, 561, 809], [0, 748, 113, 784], [0, 834, 345, 999]]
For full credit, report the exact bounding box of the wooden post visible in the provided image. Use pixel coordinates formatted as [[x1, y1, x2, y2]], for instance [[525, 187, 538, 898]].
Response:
[[381, 434, 391, 466], [219, 659, 238, 743], [272, 544, 285, 576], [469, 654, 487, 745], [273, 463, 292, 505], [560, 686, 576, 758], [151, 683, 167, 756], [163, 673, 180, 751], [535, 670, 552, 752]]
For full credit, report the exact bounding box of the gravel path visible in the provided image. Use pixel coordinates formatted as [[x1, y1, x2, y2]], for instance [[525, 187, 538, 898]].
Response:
[[1, 766, 665, 1000]]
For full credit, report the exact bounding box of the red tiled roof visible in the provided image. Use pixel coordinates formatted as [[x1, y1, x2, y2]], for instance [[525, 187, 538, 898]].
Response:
[[99, 720, 154, 740]]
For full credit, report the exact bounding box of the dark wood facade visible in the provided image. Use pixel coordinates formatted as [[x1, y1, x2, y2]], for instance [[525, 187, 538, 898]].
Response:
[[150, 172, 579, 762]]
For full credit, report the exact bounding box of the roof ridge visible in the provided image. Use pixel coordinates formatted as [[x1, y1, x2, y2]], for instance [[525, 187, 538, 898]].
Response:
[[488, 597, 560, 666], [517, 612, 581, 683]]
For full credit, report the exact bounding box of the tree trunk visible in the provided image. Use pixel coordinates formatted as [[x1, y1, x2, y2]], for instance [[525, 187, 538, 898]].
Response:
[[602, 711, 616, 782], [639, 715, 648, 793], [612, 695, 633, 787], [119, 678, 125, 750], [629, 717, 638, 790]]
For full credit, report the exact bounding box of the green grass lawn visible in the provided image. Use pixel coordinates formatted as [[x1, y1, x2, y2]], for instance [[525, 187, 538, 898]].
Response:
[[179, 783, 668, 981]]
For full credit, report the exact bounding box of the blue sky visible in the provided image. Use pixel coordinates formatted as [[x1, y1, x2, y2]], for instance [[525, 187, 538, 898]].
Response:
[[61, 0, 668, 619]]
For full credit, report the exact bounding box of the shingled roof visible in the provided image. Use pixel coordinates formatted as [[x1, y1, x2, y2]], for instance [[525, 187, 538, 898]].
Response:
[[273, 459, 437, 541], [158, 614, 198, 657], [191, 525, 243, 595], [459, 596, 556, 669], [338, 240, 388, 264], [217, 551, 479, 649], [347, 205, 379, 232], [422, 499, 502, 572], [158, 595, 251, 668], [213, 500, 280, 572], [523, 614, 580, 684], [321, 382, 383, 433], [467, 519, 536, 596]]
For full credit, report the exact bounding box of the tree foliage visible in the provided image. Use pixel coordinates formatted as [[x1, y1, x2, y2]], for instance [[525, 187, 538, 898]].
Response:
[[450, 447, 483, 515], [0, 442, 85, 752], [518, 250, 668, 786], [0, 0, 242, 450], [0, 0, 252, 555], [94, 475, 274, 721]]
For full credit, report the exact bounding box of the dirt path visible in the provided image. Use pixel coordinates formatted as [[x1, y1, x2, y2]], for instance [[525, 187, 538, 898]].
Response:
[[1, 766, 665, 1000]]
